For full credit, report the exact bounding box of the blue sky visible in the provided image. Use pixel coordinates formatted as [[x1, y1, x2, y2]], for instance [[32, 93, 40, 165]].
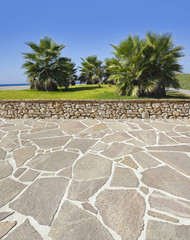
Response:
[[0, 0, 189, 84]]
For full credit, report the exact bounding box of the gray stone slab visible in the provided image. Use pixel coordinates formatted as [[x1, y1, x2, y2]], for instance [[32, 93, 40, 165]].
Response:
[[0, 178, 26, 208], [147, 210, 179, 223], [0, 121, 28, 131], [149, 122, 176, 131], [49, 201, 113, 240], [125, 122, 139, 129], [30, 126, 57, 133], [68, 178, 107, 201], [32, 121, 46, 128], [102, 142, 142, 158], [0, 124, 15, 128], [140, 186, 149, 195], [4, 219, 42, 240], [182, 132, 190, 138], [19, 169, 40, 182], [41, 172, 54, 176], [166, 131, 180, 137], [146, 220, 190, 240], [0, 221, 17, 239], [79, 123, 108, 135], [32, 136, 70, 149], [101, 131, 131, 143], [28, 150, 78, 171], [0, 130, 6, 141], [81, 119, 99, 127], [59, 120, 87, 134], [128, 130, 157, 145], [21, 129, 63, 139], [10, 177, 69, 225], [90, 142, 108, 152], [73, 153, 112, 180], [175, 125, 190, 132], [0, 212, 14, 221], [127, 138, 146, 147], [0, 148, 6, 160], [91, 131, 106, 139], [0, 162, 12, 180], [0, 131, 20, 151], [57, 167, 72, 178], [142, 166, 190, 200], [157, 133, 177, 145], [121, 156, 139, 169], [110, 167, 139, 187], [64, 138, 97, 153], [13, 168, 26, 178], [95, 189, 145, 240], [172, 136, 190, 143], [47, 122, 58, 127], [149, 191, 190, 218], [138, 123, 153, 130], [146, 145, 190, 152], [82, 203, 98, 214], [23, 119, 34, 126], [107, 121, 129, 131], [13, 146, 36, 167], [132, 152, 160, 168], [150, 152, 190, 175]]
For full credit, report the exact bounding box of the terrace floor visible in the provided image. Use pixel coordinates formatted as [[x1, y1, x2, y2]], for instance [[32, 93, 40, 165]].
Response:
[[0, 118, 190, 239]]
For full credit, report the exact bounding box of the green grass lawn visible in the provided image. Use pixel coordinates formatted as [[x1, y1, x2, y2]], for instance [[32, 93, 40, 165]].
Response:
[[0, 84, 190, 99], [177, 73, 190, 90]]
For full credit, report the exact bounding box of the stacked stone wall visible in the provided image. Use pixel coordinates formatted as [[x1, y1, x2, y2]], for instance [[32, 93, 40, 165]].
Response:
[[0, 99, 190, 119]]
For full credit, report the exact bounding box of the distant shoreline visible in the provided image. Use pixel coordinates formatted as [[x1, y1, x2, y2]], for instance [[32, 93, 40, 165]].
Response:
[[0, 83, 29, 87], [0, 84, 30, 90]]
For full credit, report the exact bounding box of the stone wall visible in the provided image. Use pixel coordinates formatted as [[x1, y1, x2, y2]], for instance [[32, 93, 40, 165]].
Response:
[[0, 99, 190, 119]]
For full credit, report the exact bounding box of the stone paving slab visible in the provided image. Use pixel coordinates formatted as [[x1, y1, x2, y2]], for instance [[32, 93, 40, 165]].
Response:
[[0, 118, 190, 239]]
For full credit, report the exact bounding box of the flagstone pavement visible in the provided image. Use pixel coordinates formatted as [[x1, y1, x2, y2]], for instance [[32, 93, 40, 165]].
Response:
[[1, 118, 190, 239]]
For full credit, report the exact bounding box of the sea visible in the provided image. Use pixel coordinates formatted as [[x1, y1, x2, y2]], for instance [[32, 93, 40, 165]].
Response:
[[0, 83, 29, 87]]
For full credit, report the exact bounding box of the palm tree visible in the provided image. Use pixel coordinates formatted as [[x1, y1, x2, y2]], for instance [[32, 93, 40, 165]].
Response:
[[52, 57, 77, 88], [108, 33, 184, 97], [107, 35, 155, 96], [65, 60, 78, 86], [104, 58, 116, 84], [144, 32, 184, 97], [22, 36, 74, 91], [79, 56, 104, 85]]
